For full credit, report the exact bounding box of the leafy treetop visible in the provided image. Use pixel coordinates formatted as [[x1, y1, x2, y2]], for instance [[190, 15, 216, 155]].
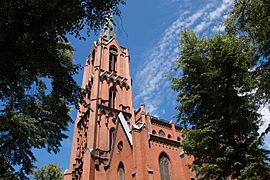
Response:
[[32, 163, 62, 180], [0, 0, 125, 178], [170, 29, 270, 179]]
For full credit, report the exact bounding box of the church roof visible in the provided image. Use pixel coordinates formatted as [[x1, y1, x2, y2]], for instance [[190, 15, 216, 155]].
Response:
[[150, 116, 182, 130]]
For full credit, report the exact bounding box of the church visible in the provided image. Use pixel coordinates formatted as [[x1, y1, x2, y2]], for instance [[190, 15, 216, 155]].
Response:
[[64, 17, 195, 180]]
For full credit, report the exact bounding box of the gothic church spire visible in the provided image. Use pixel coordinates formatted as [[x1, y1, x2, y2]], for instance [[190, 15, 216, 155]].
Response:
[[101, 13, 116, 41]]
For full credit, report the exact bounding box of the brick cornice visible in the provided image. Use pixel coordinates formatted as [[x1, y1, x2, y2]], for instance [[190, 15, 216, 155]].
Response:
[[149, 134, 180, 147], [98, 104, 132, 118]]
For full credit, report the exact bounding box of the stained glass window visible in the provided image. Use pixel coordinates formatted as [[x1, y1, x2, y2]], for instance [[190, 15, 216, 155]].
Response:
[[159, 154, 171, 180]]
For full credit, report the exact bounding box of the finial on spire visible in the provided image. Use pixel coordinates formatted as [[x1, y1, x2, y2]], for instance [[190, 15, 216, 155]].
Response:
[[101, 12, 116, 41]]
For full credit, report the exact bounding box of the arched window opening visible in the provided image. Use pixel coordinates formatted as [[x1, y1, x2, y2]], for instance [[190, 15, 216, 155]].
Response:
[[109, 46, 118, 72], [109, 127, 116, 150], [167, 134, 172, 139], [87, 87, 91, 99], [109, 87, 116, 108], [118, 162, 125, 180], [91, 50, 95, 74], [159, 130, 165, 137], [91, 50, 95, 64], [177, 137, 181, 141], [152, 130, 157, 135], [159, 153, 171, 180]]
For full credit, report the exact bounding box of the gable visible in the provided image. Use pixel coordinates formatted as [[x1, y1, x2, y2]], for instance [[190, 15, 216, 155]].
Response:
[[104, 38, 127, 55], [107, 113, 133, 167]]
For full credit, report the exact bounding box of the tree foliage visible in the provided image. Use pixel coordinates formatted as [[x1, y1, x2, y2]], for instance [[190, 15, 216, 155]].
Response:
[[32, 163, 62, 180], [226, 0, 270, 103], [0, 0, 125, 178], [170, 29, 270, 179], [227, 0, 270, 58]]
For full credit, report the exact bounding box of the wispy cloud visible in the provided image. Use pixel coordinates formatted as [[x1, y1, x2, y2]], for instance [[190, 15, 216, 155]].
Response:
[[134, 0, 269, 149], [134, 4, 213, 116], [194, 0, 233, 33], [134, 0, 233, 116], [212, 25, 226, 33]]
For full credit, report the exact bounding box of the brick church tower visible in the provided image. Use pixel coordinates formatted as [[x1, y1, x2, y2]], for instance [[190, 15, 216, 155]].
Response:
[[64, 16, 195, 180]]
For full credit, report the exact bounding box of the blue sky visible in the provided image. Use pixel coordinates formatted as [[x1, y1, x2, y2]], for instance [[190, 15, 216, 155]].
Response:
[[33, 0, 270, 172]]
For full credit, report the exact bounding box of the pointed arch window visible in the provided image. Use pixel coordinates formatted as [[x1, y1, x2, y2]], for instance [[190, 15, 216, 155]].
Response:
[[109, 87, 116, 108], [91, 50, 95, 75], [159, 130, 165, 137], [159, 153, 171, 180], [87, 90, 91, 100], [109, 46, 118, 72], [118, 162, 125, 180]]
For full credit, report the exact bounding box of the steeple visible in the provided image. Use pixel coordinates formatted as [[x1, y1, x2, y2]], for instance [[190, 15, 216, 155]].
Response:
[[64, 13, 133, 179], [101, 13, 116, 41], [64, 10, 195, 179]]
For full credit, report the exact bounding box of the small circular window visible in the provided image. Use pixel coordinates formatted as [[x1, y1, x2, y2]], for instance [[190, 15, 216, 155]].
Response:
[[117, 141, 123, 152]]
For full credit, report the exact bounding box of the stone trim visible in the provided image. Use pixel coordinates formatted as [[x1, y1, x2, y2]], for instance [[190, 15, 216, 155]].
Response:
[[118, 112, 133, 146]]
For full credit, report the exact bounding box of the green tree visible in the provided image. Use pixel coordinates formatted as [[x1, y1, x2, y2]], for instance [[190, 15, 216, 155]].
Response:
[[227, 0, 270, 58], [170, 29, 270, 179], [0, 0, 124, 178], [226, 0, 270, 104], [32, 164, 62, 180]]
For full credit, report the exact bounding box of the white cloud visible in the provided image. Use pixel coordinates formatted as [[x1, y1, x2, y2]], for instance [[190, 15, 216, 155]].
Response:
[[134, 1, 234, 115], [259, 105, 270, 149], [133, 0, 270, 153], [209, 0, 232, 20], [195, 22, 211, 32], [212, 25, 226, 33], [194, 0, 233, 33]]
